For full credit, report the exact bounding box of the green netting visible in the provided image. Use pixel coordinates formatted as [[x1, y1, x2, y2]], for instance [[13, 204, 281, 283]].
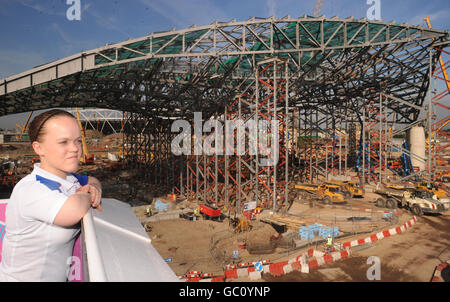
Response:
[[185, 29, 209, 43], [16, 19, 429, 99], [369, 23, 386, 43], [77, 20, 441, 89], [389, 26, 406, 39], [95, 29, 211, 64], [95, 20, 420, 71], [323, 21, 345, 47]]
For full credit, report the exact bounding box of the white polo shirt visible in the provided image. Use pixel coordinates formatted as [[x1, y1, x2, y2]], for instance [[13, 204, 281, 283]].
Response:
[[0, 164, 89, 282]]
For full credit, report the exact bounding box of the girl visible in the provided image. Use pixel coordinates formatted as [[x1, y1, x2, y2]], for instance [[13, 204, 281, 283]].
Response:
[[0, 109, 102, 282]]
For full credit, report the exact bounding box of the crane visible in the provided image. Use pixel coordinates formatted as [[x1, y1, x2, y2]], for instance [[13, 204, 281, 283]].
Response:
[[16, 111, 33, 139], [425, 17, 450, 93], [313, 0, 324, 17], [75, 108, 94, 165], [424, 17, 450, 147]]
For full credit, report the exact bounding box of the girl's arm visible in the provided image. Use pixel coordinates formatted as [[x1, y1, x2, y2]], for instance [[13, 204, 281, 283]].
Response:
[[53, 192, 91, 227]]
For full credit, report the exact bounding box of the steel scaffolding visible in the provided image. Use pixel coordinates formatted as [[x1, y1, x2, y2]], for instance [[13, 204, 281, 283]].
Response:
[[429, 45, 450, 187], [0, 16, 448, 212]]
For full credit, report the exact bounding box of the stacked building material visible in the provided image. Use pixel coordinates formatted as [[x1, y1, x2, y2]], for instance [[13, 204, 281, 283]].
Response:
[[154, 200, 169, 212], [299, 224, 339, 240]]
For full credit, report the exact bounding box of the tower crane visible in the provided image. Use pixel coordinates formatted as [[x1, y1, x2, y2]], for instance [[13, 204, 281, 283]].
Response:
[[16, 111, 33, 139], [313, 0, 324, 17], [75, 108, 94, 165], [425, 17, 450, 93]]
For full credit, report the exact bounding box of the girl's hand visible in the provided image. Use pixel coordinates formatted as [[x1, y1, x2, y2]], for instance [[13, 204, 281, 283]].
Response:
[[77, 184, 102, 211]]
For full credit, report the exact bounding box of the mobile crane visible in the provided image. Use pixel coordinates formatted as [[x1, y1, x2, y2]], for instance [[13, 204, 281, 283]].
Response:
[[75, 108, 94, 165]]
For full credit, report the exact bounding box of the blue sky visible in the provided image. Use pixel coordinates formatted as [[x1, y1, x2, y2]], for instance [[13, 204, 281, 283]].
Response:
[[0, 0, 449, 128]]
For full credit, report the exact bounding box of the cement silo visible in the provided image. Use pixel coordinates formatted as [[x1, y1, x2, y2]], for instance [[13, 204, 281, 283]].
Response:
[[407, 126, 426, 171]]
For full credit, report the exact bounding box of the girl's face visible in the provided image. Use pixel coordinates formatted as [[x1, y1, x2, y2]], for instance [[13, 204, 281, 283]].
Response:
[[32, 116, 82, 179]]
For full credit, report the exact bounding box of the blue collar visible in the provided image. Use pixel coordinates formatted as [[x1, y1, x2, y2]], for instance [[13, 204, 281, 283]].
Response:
[[35, 175, 62, 193], [32, 163, 78, 188]]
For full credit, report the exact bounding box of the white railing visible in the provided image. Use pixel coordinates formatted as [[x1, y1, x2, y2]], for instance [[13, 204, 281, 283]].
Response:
[[81, 198, 180, 282], [1, 198, 180, 282], [81, 209, 107, 282]]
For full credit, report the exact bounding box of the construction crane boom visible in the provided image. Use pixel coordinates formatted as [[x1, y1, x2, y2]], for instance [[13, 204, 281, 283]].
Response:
[[75, 108, 93, 164], [16, 111, 33, 137], [425, 17, 450, 93], [313, 0, 324, 17]]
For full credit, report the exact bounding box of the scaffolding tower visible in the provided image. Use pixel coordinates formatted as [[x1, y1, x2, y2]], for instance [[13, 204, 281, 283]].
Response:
[[0, 16, 449, 212]]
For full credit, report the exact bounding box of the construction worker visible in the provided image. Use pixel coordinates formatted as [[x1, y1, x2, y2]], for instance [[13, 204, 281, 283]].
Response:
[[326, 234, 333, 254], [145, 207, 153, 217]]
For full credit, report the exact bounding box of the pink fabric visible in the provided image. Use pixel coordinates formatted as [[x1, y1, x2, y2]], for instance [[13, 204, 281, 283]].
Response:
[[70, 234, 84, 282], [0, 203, 5, 263], [0, 236, 85, 277], [0, 203, 6, 222], [0, 234, 3, 263], [0, 203, 84, 278]]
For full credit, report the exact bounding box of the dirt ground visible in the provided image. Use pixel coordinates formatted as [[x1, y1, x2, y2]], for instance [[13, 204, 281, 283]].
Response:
[[141, 208, 281, 276], [138, 194, 450, 282], [263, 212, 449, 282]]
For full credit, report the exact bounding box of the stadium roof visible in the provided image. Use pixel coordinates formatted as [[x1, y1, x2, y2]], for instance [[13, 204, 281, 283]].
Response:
[[0, 16, 448, 123]]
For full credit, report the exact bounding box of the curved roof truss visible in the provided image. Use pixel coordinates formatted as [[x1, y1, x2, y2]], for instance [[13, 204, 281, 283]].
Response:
[[0, 16, 448, 123]]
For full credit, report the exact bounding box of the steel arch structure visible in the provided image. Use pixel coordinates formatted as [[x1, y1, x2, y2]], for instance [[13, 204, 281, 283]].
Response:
[[65, 108, 124, 134], [0, 16, 448, 212], [0, 16, 447, 120]]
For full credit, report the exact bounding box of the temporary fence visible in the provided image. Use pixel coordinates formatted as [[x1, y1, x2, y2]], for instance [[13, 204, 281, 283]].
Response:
[[180, 216, 417, 282]]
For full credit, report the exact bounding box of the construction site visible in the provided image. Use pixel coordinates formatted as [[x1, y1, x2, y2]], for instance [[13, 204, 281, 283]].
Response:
[[0, 3, 449, 282]]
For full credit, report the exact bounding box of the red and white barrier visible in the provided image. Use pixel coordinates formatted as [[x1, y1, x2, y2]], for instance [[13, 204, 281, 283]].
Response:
[[342, 216, 417, 249], [431, 261, 449, 282], [180, 216, 418, 282], [249, 271, 262, 280], [198, 276, 225, 282], [260, 216, 416, 279]]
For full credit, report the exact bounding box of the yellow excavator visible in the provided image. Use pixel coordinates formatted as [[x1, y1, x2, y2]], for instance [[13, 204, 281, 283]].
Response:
[[230, 216, 252, 233], [326, 180, 365, 198], [295, 183, 348, 204], [416, 181, 448, 199]]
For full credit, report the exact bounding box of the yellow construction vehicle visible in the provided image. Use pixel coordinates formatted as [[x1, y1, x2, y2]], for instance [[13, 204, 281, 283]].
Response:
[[344, 181, 365, 197], [295, 183, 347, 204], [326, 180, 364, 198], [231, 217, 252, 233], [438, 171, 450, 183], [375, 185, 450, 215], [416, 182, 448, 199], [385, 184, 413, 190]]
